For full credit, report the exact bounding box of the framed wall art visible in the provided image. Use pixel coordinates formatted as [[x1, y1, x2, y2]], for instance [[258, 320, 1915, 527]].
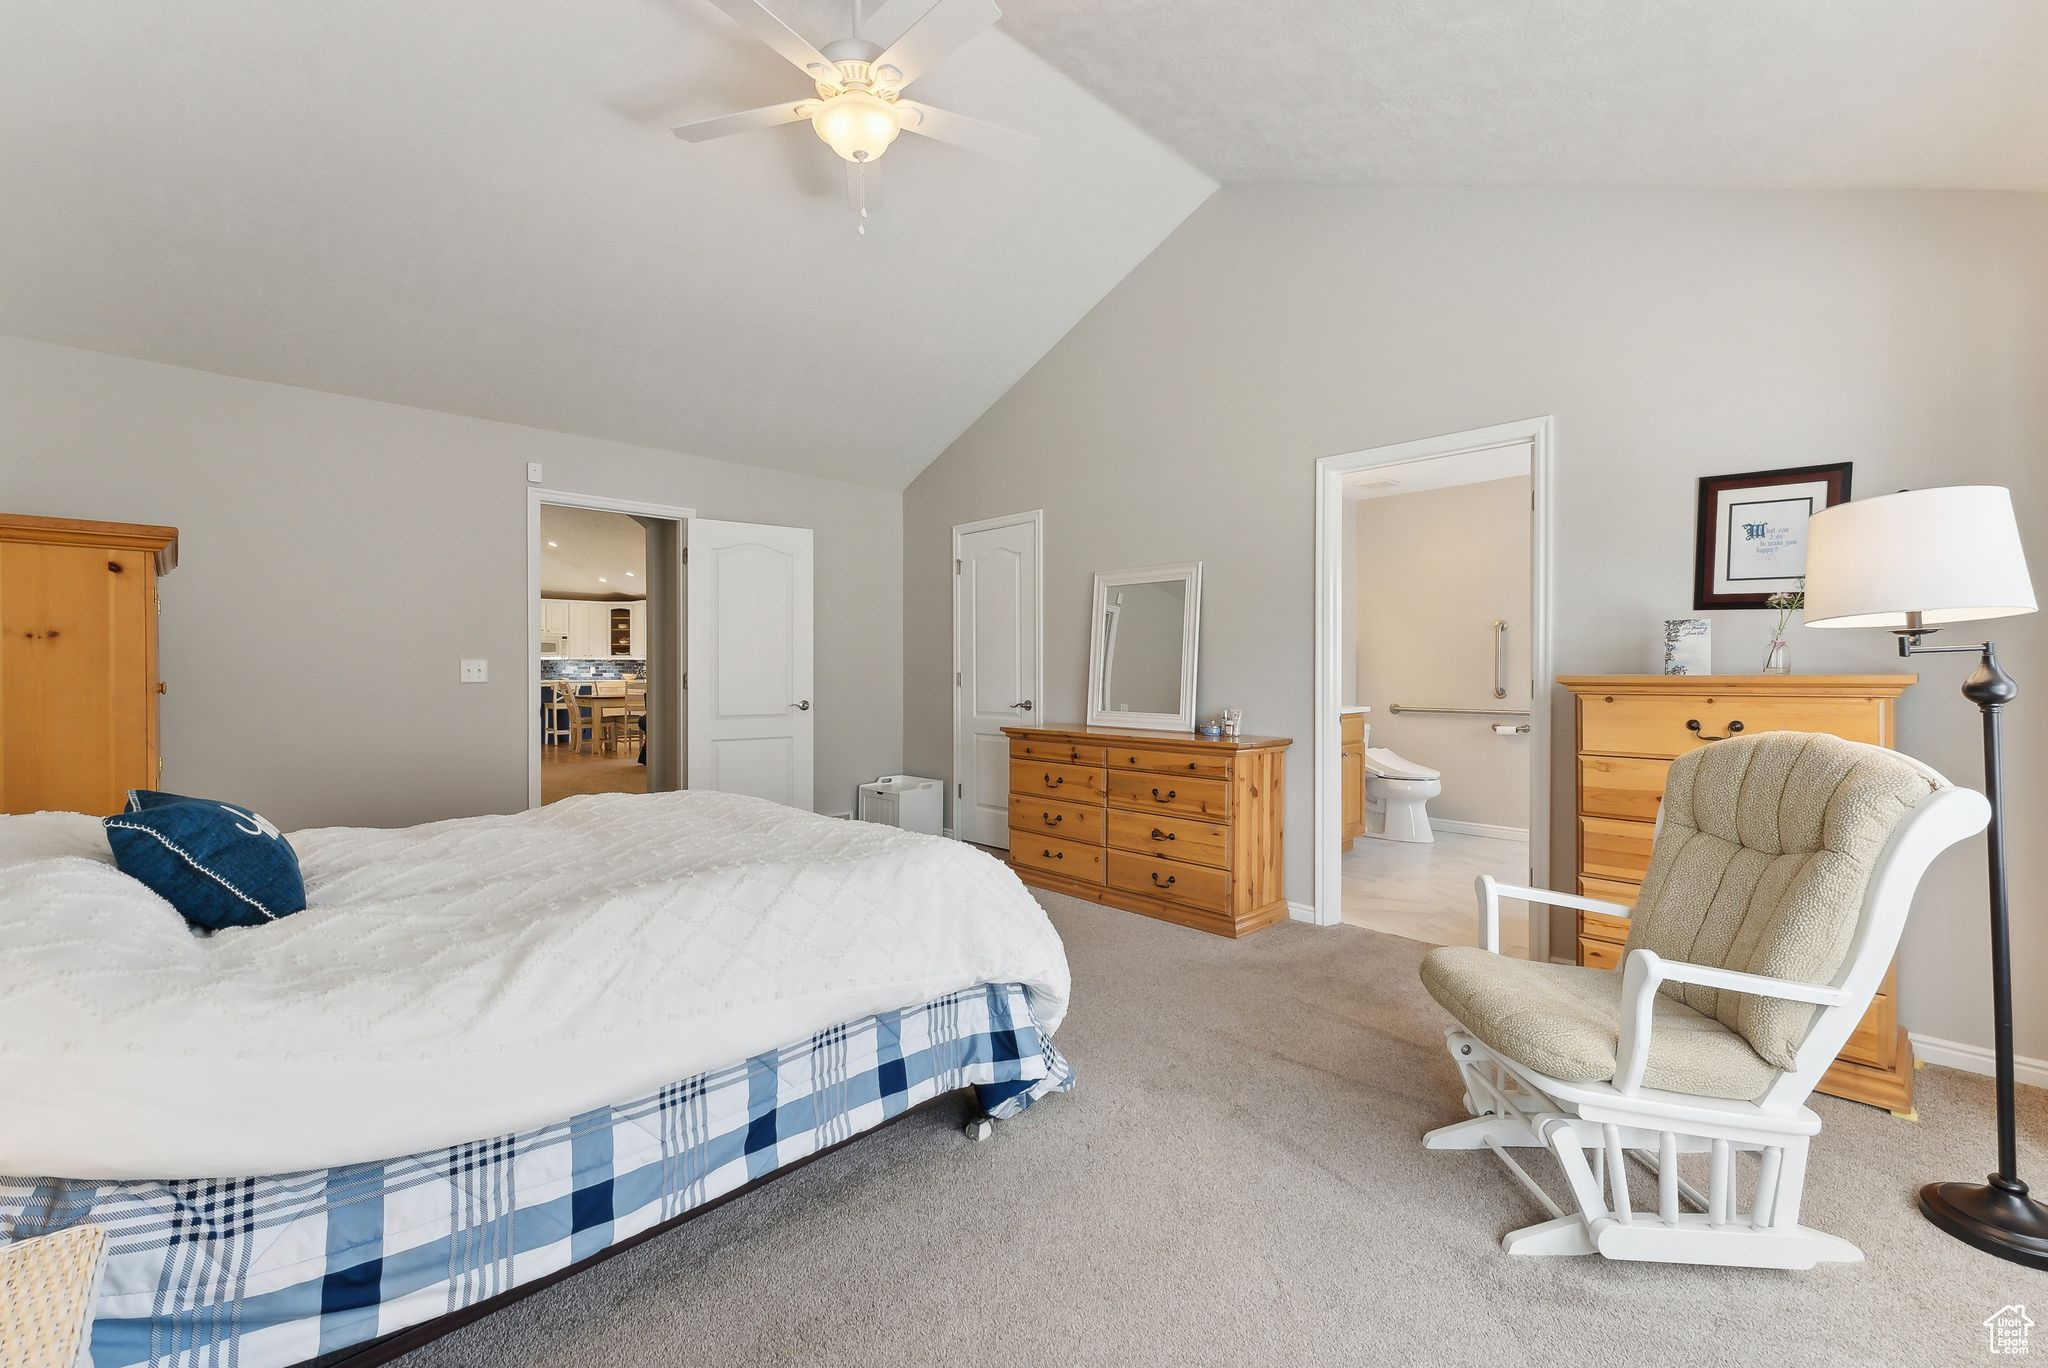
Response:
[[1693, 462, 1852, 609]]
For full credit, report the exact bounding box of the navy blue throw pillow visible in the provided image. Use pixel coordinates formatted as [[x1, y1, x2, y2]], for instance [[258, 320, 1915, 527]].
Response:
[[104, 791, 307, 930]]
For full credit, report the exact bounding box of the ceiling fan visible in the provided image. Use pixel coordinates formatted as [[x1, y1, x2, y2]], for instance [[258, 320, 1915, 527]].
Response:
[[673, 0, 1031, 231]]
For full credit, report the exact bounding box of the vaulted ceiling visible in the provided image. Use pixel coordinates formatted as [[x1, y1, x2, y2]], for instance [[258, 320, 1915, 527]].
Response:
[[0, 1, 1213, 491], [999, 0, 2048, 188], [3, 2, 2043, 494]]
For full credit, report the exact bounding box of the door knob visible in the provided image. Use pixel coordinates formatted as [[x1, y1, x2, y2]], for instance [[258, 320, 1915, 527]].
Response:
[[1009, 700, 1034, 711], [791, 699, 811, 711]]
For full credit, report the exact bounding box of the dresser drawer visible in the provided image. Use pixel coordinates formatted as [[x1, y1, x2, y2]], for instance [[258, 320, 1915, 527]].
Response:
[[1578, 692, 1890, 760], [1838, 996, 1898, 1070], [1106, 850, 1231, 912], [1009, 795, 1105, 845], [1011, 738, 1107, 767], [1107, 769, 1229, 820], [1108, 746, 1233, 780], [1578, 907, 1632, 945], [1579, 755, 1670, 822], [1011, 833, 1104, 883], [1009, 759, 1105, 804], [1106, 808, 1229, 869], [1581, 815, 1655, 883], [1578, 874, 1641, 908], [1578, 936, 1623, 970]]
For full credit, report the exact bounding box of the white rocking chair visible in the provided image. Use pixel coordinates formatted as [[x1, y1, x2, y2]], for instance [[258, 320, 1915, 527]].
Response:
[[1421, 731, 1989, 1269]]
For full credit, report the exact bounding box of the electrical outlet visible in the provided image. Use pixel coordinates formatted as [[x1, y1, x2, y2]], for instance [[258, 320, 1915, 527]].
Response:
[[526, 462, 543, 484], [460, 659, 488, 683]]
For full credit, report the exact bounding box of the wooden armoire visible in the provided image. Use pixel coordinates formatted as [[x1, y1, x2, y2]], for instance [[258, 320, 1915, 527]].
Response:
[[1558, 674, 1920, 1116], [0, 514, 179, 816]]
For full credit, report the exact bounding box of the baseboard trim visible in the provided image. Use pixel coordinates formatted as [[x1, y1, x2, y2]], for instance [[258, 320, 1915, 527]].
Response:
[[1909, 1032, 2048, 1089], [1430, 820, 1529, 842], [1287, 900, 1321, 924]]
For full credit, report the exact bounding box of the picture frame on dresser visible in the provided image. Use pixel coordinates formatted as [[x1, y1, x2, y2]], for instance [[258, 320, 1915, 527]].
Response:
[[1693, 462, 1852, 609]]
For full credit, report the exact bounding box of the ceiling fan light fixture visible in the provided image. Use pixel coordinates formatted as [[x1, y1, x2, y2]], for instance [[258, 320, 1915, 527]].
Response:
[[812, 89, 900, 163]]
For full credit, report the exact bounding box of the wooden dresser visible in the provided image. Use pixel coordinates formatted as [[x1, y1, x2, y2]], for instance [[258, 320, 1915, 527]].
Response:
[[1559, 674, 1919, 1115], [1001, 724, 1290, 938], [0, 514, 179, 816]]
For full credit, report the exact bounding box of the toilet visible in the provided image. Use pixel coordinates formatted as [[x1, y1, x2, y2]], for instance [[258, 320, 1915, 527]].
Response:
[[1365, 744, 1442, 843]]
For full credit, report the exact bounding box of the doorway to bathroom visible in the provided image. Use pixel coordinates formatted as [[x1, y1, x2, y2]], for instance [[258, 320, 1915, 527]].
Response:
[[1311, 418, 1554, 958]]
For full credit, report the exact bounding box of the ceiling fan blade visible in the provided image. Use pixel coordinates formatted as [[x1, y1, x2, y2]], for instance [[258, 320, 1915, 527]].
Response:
[[702, 0, 843, 88], [896, 101, 1032, 161], [847, 161, 883, 221], [671, 101, 815, 142], [870, 0, 1000, 91]]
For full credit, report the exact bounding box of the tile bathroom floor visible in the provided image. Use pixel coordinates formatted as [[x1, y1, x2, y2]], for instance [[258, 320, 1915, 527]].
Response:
[[1341, 830, 1533, 958]]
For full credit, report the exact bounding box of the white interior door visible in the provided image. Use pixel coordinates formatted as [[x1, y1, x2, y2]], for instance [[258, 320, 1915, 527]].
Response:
[[954, 514, 1041, 847], [686, 519, 814, 810]]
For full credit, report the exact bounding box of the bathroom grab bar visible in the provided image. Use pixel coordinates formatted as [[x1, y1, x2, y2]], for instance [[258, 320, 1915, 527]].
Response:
[[1388, 704, 1531, 717], [1493, 620, 1508, 700]]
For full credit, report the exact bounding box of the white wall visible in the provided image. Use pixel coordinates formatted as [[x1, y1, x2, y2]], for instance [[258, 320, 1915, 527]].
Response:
[[0, 336, 903, 829], [1355, 476, 1531, 832], [903, 185, 2048, 1061]]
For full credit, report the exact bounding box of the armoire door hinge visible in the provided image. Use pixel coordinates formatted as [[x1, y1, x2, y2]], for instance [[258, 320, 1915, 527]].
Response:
[[682, 547, 688, 565], [955, 557, 962, 574], [957, 782, 963, 799]]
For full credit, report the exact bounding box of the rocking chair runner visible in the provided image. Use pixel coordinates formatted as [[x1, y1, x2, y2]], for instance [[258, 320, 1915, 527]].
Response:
[[1420, 731, 1990, 1269]]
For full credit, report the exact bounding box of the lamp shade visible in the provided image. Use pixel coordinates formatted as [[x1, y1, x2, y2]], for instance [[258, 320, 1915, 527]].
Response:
[[1804, 486, 2037, 630]]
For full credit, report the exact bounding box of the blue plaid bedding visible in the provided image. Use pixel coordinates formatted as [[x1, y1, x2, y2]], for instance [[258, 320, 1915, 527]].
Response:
[[0, 982, 1071, 1368]]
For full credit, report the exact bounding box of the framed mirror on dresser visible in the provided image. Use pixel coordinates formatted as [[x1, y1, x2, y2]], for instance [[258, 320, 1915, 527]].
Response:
[[1086, 563, 1201, 733]]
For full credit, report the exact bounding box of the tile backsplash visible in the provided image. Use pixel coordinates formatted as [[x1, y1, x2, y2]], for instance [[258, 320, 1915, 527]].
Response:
[[542, 658, 645, 681]]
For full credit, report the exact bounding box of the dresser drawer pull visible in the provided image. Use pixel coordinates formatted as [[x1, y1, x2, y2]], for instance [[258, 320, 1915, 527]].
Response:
[[1150, 871, 1176, 888], [1041, 811, 1063, 826], [1150, 828, 1175, 842], [1044, 772, 1064, 787], [1150, 787, 1176, 802], [1043, 848, 1063, 861], [1685, 718, 1745, 742]]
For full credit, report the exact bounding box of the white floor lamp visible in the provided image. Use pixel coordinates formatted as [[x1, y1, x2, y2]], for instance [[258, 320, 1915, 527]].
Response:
[[1805, 485, 2042, 1268]]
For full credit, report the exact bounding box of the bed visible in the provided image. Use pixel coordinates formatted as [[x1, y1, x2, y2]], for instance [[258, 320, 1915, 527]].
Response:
[[0, 792, 1073, 1367]]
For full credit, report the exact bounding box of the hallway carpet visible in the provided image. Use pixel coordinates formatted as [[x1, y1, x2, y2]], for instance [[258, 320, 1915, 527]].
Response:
[[395, 891, 2042, 1368]]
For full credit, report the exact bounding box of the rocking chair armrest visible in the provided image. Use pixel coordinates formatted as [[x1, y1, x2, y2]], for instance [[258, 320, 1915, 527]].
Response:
[[1612, 948, 1853, 1095], [1472, 876, 1631, 955]]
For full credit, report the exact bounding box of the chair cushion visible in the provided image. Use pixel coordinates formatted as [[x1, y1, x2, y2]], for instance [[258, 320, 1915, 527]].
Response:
[[1627, 733, 1942, 1069], [1420, 946, 1781, 1100], [103, 790, 306, 930]]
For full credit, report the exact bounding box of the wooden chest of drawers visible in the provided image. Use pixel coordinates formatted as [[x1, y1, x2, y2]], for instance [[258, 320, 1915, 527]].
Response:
[[1001, 725, 1290, 938], [1559, 675, 1919, 1116]]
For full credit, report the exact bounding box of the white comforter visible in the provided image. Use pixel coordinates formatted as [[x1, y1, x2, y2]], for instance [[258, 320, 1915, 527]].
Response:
[[0, 793, 1069, 1180]]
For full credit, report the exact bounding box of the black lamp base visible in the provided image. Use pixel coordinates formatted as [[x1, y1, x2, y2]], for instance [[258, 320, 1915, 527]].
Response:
[[1920, 1177, 2048, 1270]]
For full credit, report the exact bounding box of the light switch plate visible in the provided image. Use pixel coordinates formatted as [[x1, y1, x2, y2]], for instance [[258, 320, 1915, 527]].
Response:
[[460, 659, 488, 683], [526, 462, 543, 484]]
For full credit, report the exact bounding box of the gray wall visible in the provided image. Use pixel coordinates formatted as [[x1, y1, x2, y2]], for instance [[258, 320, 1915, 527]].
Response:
[[0, 335, 903, 829], [904, 185, 2048, 1059], [1355, 477, 1532, 831]]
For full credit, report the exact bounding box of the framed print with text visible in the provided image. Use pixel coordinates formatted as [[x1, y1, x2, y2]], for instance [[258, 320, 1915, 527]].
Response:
[[1693, 462, 1853, 609]]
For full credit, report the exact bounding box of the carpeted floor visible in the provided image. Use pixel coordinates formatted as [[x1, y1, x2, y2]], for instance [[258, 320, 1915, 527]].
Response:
[[395, 892, 2044, 1367]]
